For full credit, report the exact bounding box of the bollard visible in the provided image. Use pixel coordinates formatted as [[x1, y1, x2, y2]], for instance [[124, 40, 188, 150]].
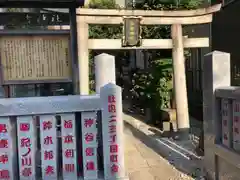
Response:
[[94, 53, 116, 94]]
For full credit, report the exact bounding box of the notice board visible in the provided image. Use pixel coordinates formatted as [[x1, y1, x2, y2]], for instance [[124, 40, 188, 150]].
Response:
[[0, 35, 71, 84]]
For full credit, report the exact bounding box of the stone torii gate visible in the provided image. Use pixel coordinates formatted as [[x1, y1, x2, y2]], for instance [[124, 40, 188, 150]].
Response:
[[76, 4, 221, 138]]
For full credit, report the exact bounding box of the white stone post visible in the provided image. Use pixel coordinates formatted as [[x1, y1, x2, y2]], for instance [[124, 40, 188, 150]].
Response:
[[203, 51, 230, 179], [95, 53, 117, 180], [171, 24, 190, 138], [40, 115, 58, 179], [0, 117, 17, 180], [60, 114, 78, 180], [77, 16, 89, 95], [95, 53, 116, 93], [81, 112, 98, 179], [100, 83, 126, 180], [17, 116, 37, 180]]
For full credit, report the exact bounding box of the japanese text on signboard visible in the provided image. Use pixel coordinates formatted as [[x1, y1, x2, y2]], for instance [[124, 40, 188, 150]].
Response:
[[122, 18, 141, 47]]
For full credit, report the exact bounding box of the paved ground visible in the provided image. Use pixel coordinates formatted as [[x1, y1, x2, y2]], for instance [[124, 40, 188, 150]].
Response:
[[124, 127, 195, 180]]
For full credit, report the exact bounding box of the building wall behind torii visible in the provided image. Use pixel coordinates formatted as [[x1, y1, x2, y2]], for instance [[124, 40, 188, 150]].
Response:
[[183, 23, 210, 121], [184, 0, 240, 120]]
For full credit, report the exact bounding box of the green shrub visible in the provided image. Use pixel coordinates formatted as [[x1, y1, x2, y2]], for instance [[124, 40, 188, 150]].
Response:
[[130, 58, 173, 111]]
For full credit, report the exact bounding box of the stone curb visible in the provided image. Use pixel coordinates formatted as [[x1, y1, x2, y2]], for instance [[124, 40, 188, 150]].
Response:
[[123, 113, 157, 136], [123, 112, 201, 144], [122, 112, 201, 159]]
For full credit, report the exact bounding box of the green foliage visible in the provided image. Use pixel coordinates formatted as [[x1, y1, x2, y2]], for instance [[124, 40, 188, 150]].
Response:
[[87, 0, 120, 9], [89, 25, 122, 39], [87, 0, 122, 39], [130, 58, 173, 110], [137, 0, 203, 39], [7, 8, 23, 12], [135, 0, 203, 10], [129, 0, 202, 113]]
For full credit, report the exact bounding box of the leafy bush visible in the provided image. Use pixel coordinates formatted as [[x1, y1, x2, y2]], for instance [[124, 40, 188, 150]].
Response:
[[87, 0, 119, 9], [130, 58, 173, 111], [135, 0, 203, 10]]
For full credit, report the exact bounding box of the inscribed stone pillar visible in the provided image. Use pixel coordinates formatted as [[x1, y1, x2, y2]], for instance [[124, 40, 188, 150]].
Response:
[[203, 51, 230, 179], [100, 83, 126, 180]]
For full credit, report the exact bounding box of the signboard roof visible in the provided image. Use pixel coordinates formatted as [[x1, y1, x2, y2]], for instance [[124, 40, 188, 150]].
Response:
[[0, 0, 84, 8]]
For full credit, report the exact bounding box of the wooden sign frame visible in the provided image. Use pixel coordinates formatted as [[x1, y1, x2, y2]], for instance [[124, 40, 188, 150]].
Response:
[[0, 31, 72, 85], [122, 16, 142, 47]]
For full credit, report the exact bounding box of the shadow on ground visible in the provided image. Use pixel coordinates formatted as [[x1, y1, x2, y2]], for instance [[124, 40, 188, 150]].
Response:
[[123, 113, 204, 179]]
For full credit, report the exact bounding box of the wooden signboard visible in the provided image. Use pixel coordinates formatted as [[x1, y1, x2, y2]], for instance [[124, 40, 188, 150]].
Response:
[[122, 17, 141, 47], [0, 35, 71, 84]]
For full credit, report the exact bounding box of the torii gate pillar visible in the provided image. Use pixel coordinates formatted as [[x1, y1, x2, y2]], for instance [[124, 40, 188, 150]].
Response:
[[171, 24, 189, 137]]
